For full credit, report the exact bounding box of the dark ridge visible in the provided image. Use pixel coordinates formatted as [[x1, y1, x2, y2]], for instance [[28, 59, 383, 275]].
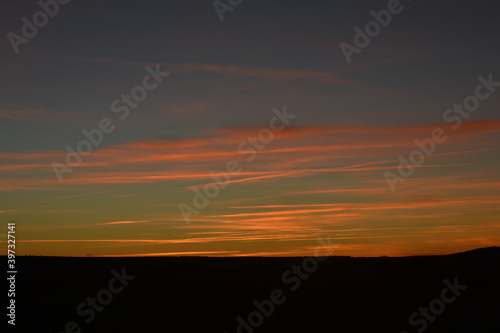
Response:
[[445, 246, 500, 257], [8, 247, 500, 332]]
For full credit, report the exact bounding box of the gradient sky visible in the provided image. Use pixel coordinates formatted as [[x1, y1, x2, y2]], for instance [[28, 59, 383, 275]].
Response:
[[1, 0, 499, 257]]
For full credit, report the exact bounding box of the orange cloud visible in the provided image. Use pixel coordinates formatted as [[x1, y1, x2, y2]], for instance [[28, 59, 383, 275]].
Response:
[[0, 120, 498, 191], [95, 220, 153, 226]]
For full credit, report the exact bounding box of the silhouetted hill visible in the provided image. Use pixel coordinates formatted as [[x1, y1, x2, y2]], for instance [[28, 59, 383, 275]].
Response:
[[446, 246, 500, 258], [5, 248, 499, 332]]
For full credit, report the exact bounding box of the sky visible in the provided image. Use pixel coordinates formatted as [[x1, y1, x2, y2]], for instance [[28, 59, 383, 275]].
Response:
[[0, 0, 499, 257]]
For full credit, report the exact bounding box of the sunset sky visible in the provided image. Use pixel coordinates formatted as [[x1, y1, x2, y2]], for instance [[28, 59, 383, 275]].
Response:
[[1, 0, 499, 257]]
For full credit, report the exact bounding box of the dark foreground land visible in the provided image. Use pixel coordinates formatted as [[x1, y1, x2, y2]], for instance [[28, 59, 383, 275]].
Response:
[[5, 247, 500, 332]]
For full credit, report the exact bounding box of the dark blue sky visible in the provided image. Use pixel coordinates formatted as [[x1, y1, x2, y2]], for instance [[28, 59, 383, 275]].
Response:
[[1, 0, 499, 257]]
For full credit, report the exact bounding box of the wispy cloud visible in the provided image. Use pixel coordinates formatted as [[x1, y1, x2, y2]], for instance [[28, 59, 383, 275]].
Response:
[[0, 209, 18, 213], [94, 251, 241, 257], [95, 220, 153, 226]]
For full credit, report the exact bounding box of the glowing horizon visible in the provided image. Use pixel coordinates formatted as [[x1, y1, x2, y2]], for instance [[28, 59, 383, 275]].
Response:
[[1, 0, 499, 258]]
